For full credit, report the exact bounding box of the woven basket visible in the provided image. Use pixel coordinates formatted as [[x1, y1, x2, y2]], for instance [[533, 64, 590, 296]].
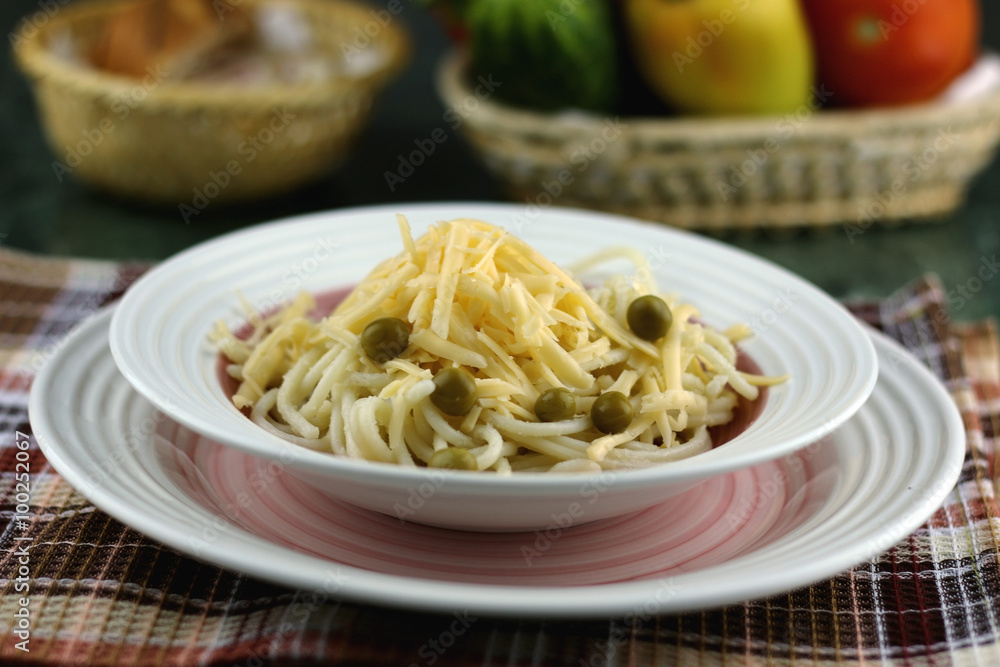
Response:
[[437, 51, 1000, 232], [14, 0, 409, 205]]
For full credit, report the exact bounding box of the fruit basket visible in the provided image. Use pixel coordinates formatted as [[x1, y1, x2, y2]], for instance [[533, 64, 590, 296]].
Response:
[[437, 51, 1000, 232], [14, 0, 409, 205]]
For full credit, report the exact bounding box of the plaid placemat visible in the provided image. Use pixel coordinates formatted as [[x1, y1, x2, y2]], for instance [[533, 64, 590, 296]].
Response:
[[1, 247, 999, 666]]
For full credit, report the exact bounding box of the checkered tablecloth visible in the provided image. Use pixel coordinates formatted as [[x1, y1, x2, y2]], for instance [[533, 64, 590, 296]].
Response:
[[1, 247, 999, 666]]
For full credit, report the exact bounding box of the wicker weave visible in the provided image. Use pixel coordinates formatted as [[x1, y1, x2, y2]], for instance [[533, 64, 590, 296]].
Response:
[[437, 51, 1000, 231], [14, 0, 409, 204]]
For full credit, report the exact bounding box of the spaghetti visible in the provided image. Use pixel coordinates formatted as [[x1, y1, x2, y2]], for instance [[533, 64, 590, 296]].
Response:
[[212, 216, 785, 472]]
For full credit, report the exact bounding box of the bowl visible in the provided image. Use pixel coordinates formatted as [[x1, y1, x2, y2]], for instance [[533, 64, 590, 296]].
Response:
[[12, 0, 409, 204], [107, 202, 878, 531], [436, 50, 1000, 232]]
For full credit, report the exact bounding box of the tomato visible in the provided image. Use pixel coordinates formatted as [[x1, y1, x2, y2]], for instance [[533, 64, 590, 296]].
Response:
[[801, 0, 980, 107]]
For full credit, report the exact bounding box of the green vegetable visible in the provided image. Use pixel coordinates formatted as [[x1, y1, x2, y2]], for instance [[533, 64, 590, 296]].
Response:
[[360, 317, 410, 363], [592, 391, 633, 434], [626, 295, 672, 342], [464, 0, 618, 113], [431, 367, 478, 416], [534, 387, 576, 422], [428, 447, 478, 470]]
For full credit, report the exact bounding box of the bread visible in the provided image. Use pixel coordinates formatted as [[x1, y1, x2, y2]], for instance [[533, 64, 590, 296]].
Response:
[[89, 0, 254, 79]]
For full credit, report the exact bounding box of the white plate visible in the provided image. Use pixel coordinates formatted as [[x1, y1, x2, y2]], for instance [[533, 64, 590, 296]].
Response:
[[29, 307, 964, 617], [105, 203, 879, 531]]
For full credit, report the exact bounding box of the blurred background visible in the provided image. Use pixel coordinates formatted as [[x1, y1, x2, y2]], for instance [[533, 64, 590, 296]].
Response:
[[1, 0, 999, 318]]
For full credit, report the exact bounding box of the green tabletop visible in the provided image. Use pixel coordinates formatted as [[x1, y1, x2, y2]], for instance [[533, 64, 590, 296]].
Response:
[[2, 1, 999, 321]]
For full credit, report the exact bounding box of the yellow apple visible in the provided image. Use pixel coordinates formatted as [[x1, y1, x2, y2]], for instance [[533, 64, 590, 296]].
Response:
[[624, 0, 815, 115]]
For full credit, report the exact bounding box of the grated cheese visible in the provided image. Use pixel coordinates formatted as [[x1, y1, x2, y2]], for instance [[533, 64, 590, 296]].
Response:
[[211, 217, 784, 472]]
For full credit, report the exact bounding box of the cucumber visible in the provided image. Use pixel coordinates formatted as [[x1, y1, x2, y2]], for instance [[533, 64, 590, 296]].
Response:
[[464, 0, 619, 113]]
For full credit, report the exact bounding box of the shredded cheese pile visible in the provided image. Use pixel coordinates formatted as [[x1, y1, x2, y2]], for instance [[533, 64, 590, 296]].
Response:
[[212, 216, 784, 473]]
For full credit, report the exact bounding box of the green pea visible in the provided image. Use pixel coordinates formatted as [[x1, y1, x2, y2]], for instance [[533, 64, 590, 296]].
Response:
[[428, 447, 478, 470], [431, 367, 478, 416], [534, 387, 576, 422], [626, 295, 672, 341], [360, 317, 409, 363], [591, 391, 633, 434]]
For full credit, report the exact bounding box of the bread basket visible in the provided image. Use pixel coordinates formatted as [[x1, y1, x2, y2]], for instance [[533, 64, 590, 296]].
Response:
[[14, 0, 409, 205]]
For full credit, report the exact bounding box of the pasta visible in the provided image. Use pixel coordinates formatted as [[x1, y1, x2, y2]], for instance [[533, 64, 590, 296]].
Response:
[[212, 216, 786, 473]]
